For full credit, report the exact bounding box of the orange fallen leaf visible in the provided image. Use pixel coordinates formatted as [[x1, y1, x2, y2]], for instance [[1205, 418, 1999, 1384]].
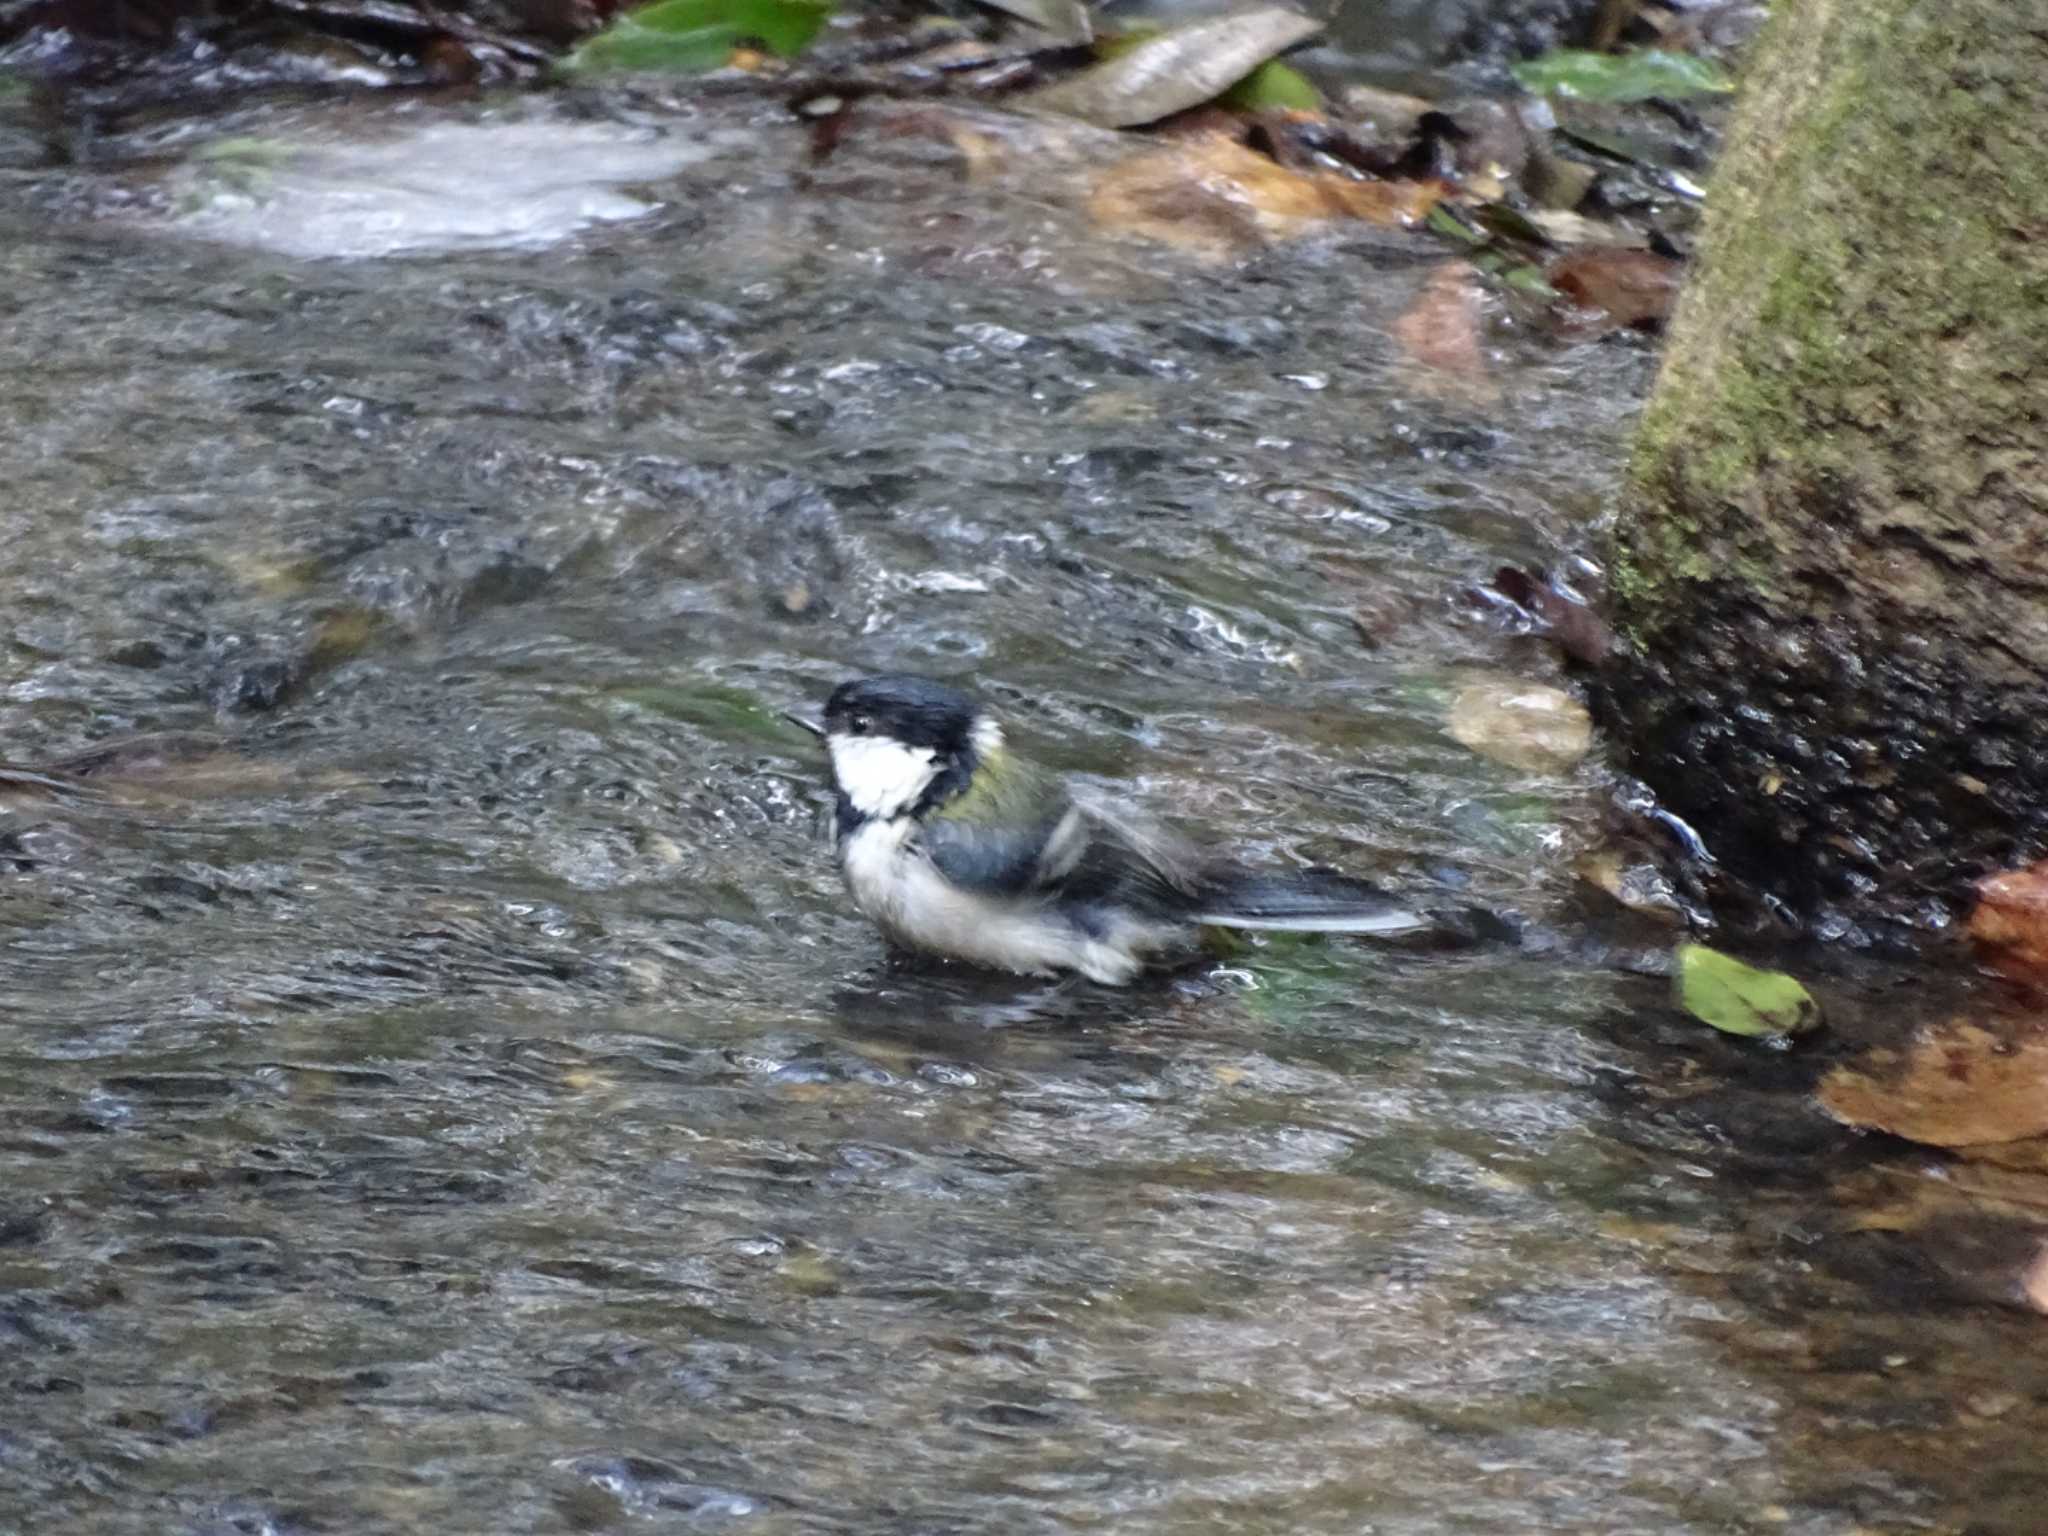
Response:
[[1818, 1015, 2048, 1148], [1089, 134, 1443, 261], [1547, 245, 1684, 330]]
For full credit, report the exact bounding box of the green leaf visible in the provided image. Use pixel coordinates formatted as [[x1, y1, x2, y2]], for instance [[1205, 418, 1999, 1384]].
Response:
[[562, 20, 736, 73], [1425, 204, 1487, 247], [1675, 943, 1822, 1040], [562, 0, 832, 75], [1217, 58, 1321, 113], [1499, 263, 1562, 299], [1510, 48, 1734, 104]]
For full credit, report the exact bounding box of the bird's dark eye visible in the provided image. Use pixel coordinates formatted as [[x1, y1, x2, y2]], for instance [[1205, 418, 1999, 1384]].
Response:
[[850, 715, 872, 736]]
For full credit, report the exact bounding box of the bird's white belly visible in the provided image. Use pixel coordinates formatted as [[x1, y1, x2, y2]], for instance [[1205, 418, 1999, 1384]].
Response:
[[837, 818, 1163, 984]]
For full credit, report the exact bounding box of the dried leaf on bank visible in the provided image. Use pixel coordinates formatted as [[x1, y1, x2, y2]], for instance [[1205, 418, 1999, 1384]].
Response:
[[1024, 7, 1321, 128], [1547, 246, 1684, 329], [1088, 133, 1442, 260], [1820, 1017, 2048, 1148], [561, 0, 830, 74]]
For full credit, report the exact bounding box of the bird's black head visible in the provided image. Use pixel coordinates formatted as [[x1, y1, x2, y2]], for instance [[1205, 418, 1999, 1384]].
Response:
[[823, 675, 981, 755], [818, 675, 991, 821]]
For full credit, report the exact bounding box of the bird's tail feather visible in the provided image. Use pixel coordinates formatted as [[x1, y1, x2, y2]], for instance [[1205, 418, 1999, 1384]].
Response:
[[1194, 870, 1433, 937]]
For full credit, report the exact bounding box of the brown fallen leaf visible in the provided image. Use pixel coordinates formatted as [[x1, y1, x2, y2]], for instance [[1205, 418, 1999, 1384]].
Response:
[[1088, 134, 1443, 261], [1547, 245, 1684, 330], [1971, 860, 2048, 976], [1483, 565, 1614, 666], [1819, 1016, 2048, 1148], [1392, 259, 1489, 379]]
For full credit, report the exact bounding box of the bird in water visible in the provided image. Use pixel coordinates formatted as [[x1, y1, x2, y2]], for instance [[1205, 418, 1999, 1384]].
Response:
[[790, 674, 1427, 985]]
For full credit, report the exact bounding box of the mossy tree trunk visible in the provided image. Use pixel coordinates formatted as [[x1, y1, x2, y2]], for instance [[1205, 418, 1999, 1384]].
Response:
[[1602, 0, 2048, 937]]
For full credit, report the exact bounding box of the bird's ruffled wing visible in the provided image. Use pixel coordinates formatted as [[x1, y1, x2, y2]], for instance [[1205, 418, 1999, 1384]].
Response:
[[916, 751, 1090, 897], [1015, 788, 1213, 923], [916, 750, 1209, 903]]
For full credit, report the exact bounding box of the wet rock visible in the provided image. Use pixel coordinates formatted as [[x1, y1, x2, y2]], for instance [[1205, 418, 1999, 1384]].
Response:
[[0, 1203, 49, 1248], [206, 635, 304, 714], [105, 638, 171, 669]]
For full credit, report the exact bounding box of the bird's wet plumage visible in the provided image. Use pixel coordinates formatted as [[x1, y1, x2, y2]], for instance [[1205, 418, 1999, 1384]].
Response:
[[809, 673, 1426, 983]]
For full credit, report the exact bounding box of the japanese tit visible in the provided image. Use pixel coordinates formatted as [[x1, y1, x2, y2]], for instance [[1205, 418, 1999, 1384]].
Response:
[[792, 674, 1425, 985]]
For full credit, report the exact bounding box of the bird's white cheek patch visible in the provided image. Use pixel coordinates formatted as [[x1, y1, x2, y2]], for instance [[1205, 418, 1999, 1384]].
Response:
[[828, 734, 939, 818]]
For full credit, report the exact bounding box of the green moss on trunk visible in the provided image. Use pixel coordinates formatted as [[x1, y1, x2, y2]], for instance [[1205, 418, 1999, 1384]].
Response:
[[1603, 0, 2048, 933]]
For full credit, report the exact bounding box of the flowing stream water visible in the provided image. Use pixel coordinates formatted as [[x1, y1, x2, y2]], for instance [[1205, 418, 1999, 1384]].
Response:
[[1, 86, 2044, 1536]]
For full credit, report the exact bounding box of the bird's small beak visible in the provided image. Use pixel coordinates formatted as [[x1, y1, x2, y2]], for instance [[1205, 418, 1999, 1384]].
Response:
[[783, 710, 826, 741]]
